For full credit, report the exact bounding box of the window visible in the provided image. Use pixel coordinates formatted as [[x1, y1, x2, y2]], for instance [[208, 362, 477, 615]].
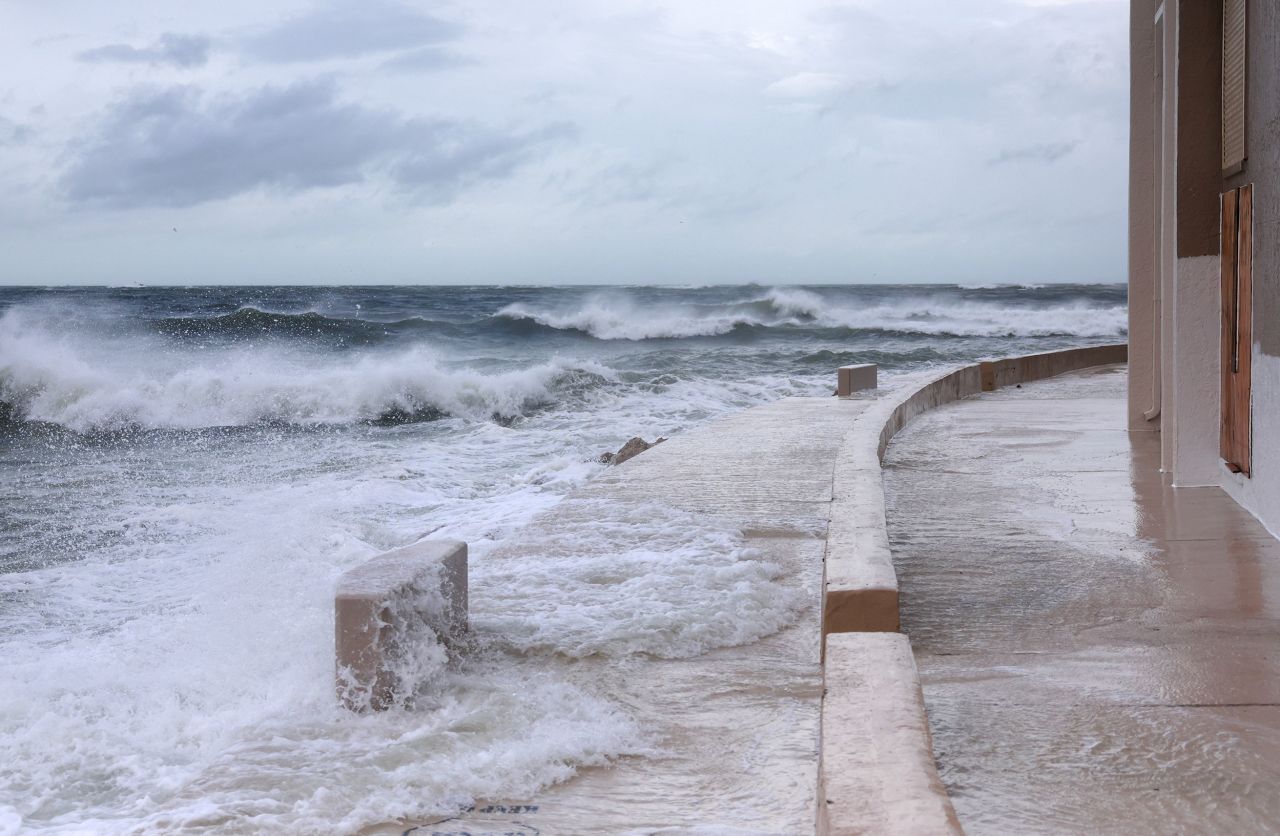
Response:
[[1222, 0, 1247, 172]]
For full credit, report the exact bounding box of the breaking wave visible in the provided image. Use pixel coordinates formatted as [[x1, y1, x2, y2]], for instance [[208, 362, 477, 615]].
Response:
[[0, 308, 615, 432], [494, 287, 1127, 341]]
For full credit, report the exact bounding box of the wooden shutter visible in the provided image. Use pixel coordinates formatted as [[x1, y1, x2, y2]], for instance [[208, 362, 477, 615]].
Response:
[[1220, 185, 1252, 474], [1222, 0, 1247, 172]]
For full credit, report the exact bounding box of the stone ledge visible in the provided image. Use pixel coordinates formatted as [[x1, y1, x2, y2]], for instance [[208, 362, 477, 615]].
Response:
[[823, 466, 898, 637], [818, 632, 962, 836]]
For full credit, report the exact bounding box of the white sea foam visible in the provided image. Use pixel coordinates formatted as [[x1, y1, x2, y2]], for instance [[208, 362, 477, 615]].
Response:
[[957, 282, 1047, 290], [760, 286, 825, 319], [475, 498, 805, 659], [0, 410, 656, 833], [815, 298, 1127, 337], [497, 295, 761, 340], [495, 287, 1127, 340], [0, 307, 615, 431]]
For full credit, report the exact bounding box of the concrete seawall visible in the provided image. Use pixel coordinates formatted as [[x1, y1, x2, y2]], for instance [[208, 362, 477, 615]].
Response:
[[818, 343, 1126, 836], [821, 343, 1129, 641]]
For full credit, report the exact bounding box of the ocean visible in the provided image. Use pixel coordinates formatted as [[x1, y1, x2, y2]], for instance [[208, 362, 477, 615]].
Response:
[[0, 283, 1126, 833]]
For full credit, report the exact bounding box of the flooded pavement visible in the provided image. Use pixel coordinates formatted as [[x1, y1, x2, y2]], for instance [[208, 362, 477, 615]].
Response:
[[884, 366, 1280, 835], [365, 395, 868, 835]]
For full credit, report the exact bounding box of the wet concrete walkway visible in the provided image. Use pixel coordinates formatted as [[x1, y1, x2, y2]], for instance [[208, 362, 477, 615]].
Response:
[[884, 366, 1280, 834], [370, 395, 868, 835]]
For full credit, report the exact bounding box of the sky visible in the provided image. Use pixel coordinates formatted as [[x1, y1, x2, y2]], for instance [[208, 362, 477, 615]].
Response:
[[0, 0, 1129, 285]]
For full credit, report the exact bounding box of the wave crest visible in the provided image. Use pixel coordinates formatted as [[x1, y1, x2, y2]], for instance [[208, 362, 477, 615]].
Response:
[[0, 308, 614, 432], [493, 287, 1127, 340], [495, 298, 752, 341]]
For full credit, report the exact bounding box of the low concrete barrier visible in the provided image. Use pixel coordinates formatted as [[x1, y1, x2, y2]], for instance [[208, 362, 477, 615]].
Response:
[[816, 343, 1126, 834], [979, 343, 1127, 391], [821, 365, 984, 639], [823, 451, 898, 636], [817, 633, 962, 836], [821, 344, 1126, 642], [335, 540, 468, 711], [837, 364, 879, 396]]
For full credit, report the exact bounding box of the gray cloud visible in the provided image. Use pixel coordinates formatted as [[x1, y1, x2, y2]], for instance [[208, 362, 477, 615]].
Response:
[[987, 141, 1079, 166], [1, 0, 1129, 285], [62, 79, 572, 208], [77, 33, 211, 68], [244, 0, 461, 63], [0, 116, 33, 146], [381, 46, 475, 73]]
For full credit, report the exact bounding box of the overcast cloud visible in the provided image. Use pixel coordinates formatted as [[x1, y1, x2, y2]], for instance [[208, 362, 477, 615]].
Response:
[[0, 0, 1128, 285], [77, 33, 211, 68], [242, 0, 462, 63], [63, 79, 570, 208]]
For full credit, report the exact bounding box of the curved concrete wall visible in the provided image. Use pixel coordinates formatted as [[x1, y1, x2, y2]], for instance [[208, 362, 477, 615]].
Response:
[[818, 344, 1126, 836], [821, 343, 1128, 640]]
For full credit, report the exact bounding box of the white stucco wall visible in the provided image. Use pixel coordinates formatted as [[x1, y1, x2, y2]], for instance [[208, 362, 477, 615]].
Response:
[[1170, 255, 1221, 486], [1128, 0, 1160, 434], [1221, 351, 1280, 536]]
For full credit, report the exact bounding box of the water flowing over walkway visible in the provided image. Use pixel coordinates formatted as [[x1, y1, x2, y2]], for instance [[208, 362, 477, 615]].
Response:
[[885, 367, 1280, 834], [368, 395, 869, 834]]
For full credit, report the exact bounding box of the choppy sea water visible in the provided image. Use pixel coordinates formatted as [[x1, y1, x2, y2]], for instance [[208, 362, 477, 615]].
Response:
[[0, 283, 1126, 833]]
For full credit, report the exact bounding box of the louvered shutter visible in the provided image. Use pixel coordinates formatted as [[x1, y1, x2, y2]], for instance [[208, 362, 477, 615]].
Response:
[[1221, 185, 1252, 475], [1222, 0, 1247, 171]]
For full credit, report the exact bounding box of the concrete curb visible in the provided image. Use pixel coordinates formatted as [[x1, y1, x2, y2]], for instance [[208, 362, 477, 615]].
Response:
[[816, 343, 1126, 835], [817, 633, 963, 836], [821, 344, 1128, 641]]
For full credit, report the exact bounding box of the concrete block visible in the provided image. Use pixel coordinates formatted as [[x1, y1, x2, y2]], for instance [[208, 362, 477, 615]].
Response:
[[335, 539, 468, 711], [818, 633, 962, 836], [837, 364, 878, 397], [823, 481, 900, 640]]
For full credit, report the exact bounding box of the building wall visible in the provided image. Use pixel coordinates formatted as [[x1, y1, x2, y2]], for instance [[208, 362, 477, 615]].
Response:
[[1167, 2, 1222, 486], [1128, 0, 1160, 434], [1220, 0, 1280, 533], [1130, 0, 1280, 532], [1171, 255, 1220, 485]]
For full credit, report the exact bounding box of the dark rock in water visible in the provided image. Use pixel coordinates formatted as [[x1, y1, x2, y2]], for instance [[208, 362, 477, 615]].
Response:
[[614, 437, 650, 465], [597, 451, 615, 464], [611, 436, 665, 466]]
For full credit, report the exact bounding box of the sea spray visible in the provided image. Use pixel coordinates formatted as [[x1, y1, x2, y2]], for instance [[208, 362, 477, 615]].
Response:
[[0, 306, 618, 430], [494, 286, 1126, 340]]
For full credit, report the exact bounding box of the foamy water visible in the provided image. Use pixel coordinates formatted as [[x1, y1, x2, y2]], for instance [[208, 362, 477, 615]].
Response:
[[496, 286, 1127, 341], [0, 283, 1125, 833]]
